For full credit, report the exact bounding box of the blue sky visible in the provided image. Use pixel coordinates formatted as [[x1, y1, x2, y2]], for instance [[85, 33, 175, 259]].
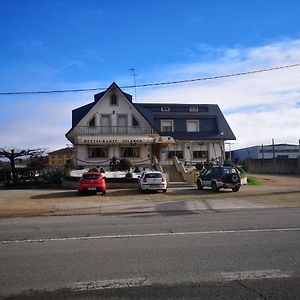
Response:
[[1, 0, 300, 151]]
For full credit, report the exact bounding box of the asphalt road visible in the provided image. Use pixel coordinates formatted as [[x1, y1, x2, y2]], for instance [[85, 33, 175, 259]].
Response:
[[1, 207, 300, 299]]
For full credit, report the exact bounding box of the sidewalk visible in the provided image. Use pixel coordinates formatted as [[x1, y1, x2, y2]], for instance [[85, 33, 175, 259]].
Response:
[[1, 174, 300, 217]]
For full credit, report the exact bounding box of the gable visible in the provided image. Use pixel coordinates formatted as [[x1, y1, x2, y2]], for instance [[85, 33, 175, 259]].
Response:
[[73, 83, 153, 131]]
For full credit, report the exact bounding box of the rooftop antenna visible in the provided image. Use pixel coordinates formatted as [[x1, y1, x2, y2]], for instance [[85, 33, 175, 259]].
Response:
[[129, 67, 137, 102]]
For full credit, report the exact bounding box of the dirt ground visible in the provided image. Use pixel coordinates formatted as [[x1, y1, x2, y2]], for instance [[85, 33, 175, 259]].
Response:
[[0, 174, 299, 217]]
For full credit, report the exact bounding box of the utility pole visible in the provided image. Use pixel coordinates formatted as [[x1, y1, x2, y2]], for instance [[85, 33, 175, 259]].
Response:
[[272, 138, 275, 173], [129, 67, 137, 102]]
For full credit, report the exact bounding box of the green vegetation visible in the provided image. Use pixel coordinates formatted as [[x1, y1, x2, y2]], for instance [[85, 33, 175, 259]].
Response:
[[247, 177, 262, 185], [119, 158, 133, 171], [125, 172, 133, 178]]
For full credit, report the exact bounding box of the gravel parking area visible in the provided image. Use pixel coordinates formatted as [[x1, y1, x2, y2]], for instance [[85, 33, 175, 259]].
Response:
[[0, 174, 299, 217]]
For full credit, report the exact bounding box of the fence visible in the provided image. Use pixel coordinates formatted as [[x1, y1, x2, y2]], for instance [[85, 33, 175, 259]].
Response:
[[244, 158, 300, 175]]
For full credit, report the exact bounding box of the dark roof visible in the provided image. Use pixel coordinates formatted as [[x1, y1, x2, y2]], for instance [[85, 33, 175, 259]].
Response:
[[48, 147, 74, 155], [135, 103, 236, 140], [72, 102, 95, 128], [66, 82, 236, 141]]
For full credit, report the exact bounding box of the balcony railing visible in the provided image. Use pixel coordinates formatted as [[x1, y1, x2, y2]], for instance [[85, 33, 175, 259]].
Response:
[[69, 126, 157, 136]]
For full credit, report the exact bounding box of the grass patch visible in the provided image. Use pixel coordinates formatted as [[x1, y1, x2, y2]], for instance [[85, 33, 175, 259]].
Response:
[[247, 177, 262, 185]]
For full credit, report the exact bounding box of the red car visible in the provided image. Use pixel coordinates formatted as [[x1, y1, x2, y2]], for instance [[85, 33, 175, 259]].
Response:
[[78, 172, 106, 195]]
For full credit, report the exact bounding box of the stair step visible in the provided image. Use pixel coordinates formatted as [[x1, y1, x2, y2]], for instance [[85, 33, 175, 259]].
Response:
[[162, 164, 185, 183]]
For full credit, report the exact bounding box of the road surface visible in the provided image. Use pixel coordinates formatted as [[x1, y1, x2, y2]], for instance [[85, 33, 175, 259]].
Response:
[[1, 207, 300, 299]]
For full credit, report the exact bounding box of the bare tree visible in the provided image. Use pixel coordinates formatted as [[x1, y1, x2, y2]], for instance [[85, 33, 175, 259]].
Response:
[[0, 148, 45, 182]]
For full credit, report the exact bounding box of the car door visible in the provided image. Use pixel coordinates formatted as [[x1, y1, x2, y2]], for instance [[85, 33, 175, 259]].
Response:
[[201, 169, 213, 187]]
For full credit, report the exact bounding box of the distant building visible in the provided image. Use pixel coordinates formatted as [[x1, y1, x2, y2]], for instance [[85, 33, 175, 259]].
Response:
[[48, 147, 75, 167], [233, 144, 300, 162], [66, 82, 236, 168]]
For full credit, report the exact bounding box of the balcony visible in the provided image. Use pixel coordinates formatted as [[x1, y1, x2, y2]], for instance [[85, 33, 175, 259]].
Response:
[[68, 126, 157, 136]]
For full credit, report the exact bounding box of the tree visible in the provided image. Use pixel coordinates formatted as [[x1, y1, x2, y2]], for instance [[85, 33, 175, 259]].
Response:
[[0, 148, 45, 182]]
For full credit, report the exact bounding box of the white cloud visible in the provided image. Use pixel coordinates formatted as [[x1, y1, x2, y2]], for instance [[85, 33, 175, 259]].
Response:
[[0, 92, 93, 152], [138, 39, 300, 149]]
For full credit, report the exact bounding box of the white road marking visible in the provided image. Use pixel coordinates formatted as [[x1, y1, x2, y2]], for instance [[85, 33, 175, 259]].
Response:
[[70, 277, 151, 291], [222, 269, 292, 281], [1, 227, 300, 245]]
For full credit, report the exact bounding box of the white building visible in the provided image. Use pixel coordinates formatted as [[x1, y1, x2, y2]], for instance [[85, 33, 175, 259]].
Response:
[[66, 82, 236, 168], [233, 143, 300, 161]]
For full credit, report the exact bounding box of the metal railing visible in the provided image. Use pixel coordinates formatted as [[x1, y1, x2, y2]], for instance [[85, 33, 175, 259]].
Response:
[[69, 126, 156, 136]]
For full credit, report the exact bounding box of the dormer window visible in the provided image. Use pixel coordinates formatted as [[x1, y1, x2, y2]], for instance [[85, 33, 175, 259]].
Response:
[[110, 94, 118, 106], [189, 106, 198, 112], [161, 106, 170, 112]]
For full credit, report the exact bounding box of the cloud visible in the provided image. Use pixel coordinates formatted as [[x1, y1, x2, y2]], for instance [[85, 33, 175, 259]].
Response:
[[138, 39, 300, 149], [0, 92, 94, 152], [1, 39, 300, 152]]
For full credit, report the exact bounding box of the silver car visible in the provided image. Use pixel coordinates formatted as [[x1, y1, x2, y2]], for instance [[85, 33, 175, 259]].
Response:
[[138, 171, 167, 193]]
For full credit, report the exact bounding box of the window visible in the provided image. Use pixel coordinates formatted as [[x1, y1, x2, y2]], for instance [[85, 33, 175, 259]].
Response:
[[193, 151, 208, 159], [132, 116, 139, 127], [110, 94, 118, 106], [121, 147, 140, 157], [189, 106, 198, 112], [187, 120, 199, 132], [167, 151, 183, 159], [161, 106, 170, 112], [161, 120, 174, 132], [117, 115, 128, 133], [88, 116, 95, 127], [100, 115, 111, 133], [88, 148, 108, 158]]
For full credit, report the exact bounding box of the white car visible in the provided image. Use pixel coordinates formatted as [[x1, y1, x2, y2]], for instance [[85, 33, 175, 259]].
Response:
[[138, 171, 167, 193]]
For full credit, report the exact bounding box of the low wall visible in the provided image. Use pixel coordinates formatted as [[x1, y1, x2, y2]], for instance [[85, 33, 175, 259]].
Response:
[[62, 178, 138, 190], [244, 158, 300, 175]]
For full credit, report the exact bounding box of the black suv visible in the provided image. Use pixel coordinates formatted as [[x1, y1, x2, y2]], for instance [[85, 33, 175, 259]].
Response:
[[196, 166, 241, 192]]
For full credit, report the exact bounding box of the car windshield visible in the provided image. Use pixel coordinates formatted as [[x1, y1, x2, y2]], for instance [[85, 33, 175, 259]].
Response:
[[82, 174, 101, 180], [145, 173, 163, 179]]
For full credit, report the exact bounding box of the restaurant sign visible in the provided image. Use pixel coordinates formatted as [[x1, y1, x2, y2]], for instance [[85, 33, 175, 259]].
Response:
[[75, 136, 175, 145]]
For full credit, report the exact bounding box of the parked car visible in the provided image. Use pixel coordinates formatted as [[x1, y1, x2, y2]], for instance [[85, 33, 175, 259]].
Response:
[[196, 166, 241, 192], [138, 171, 167, 193], [78, 172, 106, 195]]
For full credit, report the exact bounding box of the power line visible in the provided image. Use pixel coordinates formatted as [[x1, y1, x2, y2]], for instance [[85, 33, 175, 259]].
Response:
[[0, 63, 299, 96]]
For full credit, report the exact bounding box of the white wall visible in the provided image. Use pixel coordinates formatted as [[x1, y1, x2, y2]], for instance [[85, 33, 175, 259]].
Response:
[[76, 88, 151, 130]]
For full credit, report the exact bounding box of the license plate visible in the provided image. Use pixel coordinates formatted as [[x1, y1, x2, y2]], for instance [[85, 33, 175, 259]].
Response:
[[88, 188, 96, 190]]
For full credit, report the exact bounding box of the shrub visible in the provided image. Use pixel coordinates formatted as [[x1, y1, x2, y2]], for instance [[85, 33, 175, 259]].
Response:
[[195, 162, 204, 171], [125, 172, 133, 178], [134, 165, 141, 173], [119, 159, 132, 171], [40, 167, 63, 184]]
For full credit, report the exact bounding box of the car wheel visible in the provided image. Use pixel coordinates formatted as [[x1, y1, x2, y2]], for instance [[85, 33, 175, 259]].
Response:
[[78, 191, 83, 196], [163, 189, 167, 193], [102, 189, 106, 195], [196, 180, 203, 190], [231, 174, 240, 184], [211, 181, 219, 192], [232, 186, 240, 192]]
